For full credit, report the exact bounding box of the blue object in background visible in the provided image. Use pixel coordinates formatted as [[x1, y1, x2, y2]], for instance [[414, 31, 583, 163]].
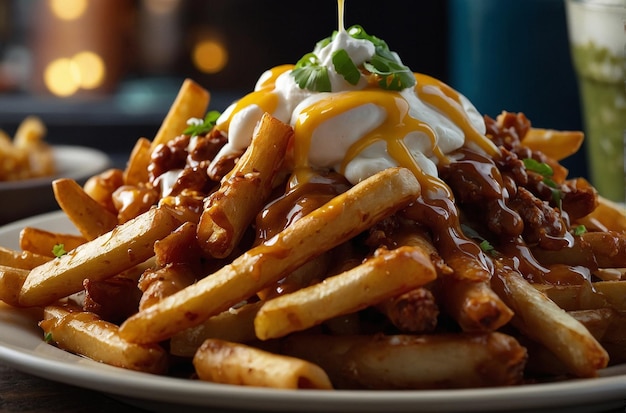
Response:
[[447, 0, 587, 179]]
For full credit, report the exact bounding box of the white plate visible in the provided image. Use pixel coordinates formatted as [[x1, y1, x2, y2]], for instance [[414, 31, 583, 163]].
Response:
[[0, 145, 111, 225], [1, 212, 626, 413]]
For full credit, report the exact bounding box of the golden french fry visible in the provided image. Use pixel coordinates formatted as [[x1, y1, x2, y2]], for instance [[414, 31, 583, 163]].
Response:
[[40, 305, 168, 374], [13, 115, 46, 148], [492, 265, 608, 377], [282, 332, 527, 389], [376, 287, 439, 333], [151, 78, 210, 150], [119, 167, 421, 344], [0, 246, 50, 270], [170, 301, 262, 357], [82, 168, 125, 214], [19, 227, 86, 258], [533, 282, 610, 311], [193, 339, 333, 389], [19, 206, 183, 307], [0, 265, 29, 306], [577, 196, 626, 233], [438, 278, 514, 333], [52, 178, 119, 240], [138, 264, 197, 311], [255, 245, 437, 340], [535, 280, 626, 312], [390, 222, 512, 332], [197, 113, 293, 259], [522, 128, 584, 161], [123, 137, 151, 186]]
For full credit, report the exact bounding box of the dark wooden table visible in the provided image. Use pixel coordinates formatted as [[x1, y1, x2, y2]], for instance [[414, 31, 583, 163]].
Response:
[[0, 362, 148, 412]]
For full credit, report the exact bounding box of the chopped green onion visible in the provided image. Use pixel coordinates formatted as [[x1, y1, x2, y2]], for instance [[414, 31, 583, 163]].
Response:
[[523, 158, 564, 208], [292, 25, 415, 92]]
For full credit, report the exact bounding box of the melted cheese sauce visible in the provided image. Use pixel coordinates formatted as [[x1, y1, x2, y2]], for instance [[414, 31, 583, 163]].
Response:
[[209, 0, 499, 197]]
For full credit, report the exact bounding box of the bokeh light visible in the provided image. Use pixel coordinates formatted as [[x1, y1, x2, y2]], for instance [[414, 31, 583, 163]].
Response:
[[44, 58, 80, 97], [49, 0, 88, 21], [72, 51, 105, 89], [43, 51, 106, 96], [192, 38, 228, 74]]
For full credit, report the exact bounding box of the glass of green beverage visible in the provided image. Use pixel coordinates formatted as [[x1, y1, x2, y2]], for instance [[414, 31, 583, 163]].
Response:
[[565, 0, 626, 202]]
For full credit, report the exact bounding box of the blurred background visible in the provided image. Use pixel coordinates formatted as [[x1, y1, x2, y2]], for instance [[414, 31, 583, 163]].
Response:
[[0, 0, 586, 177]]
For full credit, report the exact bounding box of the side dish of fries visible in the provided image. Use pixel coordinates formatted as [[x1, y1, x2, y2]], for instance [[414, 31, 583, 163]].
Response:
[[2, 60, 626, 390], [0, 116, 55, 182]]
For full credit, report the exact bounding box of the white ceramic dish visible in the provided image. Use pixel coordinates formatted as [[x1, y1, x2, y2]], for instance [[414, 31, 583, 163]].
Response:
[[0, 145, 111, 225], [1, 212, 626, 413]]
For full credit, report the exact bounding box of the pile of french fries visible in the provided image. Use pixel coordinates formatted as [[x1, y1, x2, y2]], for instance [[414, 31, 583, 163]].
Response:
[[2, 78, 626, 390], [0, 116, 55, 181]]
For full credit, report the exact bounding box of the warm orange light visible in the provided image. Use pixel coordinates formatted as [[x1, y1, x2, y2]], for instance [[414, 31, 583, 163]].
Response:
[[43, 51, 106, 96], [73, 51, 105, 89], [44, 58, 80, 97], [49, 0, 88, 21], [192, 39, 228, 74]]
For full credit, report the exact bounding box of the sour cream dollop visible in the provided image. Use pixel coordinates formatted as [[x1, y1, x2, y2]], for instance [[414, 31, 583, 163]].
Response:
[[210, 26, 496, 187]]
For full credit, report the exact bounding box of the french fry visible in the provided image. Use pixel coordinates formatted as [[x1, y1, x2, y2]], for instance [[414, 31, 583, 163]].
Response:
[[123, 137, 151, 186], [19, 227, 86, 258], [170, 301, 262, 357], [138, 264, 197, 311], [151, 78, 210, 150], [376, 287, 439, 333], [0, 265, 29, 306], [534, 280, 626, 312], [197, 113, 293, 259], [40, 305, 168, 374], [282, 332, 527, 389], [13, 115, 47, 148], [193, 339, 333, 389], [254, 245, 437, 340], [52, 178, 119, 240], [437, 278, 514, 333], [119, 167, 421, 344], [82, 168, 125, 214], [19, 206, 183, 307], [0, 246, 50, 270], [390, 222, 513, 332], [576, 196, 626, 233], [522, 128, 584, 161], [491, 264, 609, 377]]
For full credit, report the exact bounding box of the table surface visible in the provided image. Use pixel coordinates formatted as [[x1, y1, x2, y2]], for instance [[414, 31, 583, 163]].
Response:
[[0, 362, 148, 412]]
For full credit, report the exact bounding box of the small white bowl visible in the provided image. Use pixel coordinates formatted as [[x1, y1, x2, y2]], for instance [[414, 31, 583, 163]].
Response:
[[0, 145, 111, 225]]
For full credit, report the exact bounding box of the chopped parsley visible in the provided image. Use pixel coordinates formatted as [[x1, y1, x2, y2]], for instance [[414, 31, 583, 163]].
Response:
[[52, 243, 67, 258], [183, 111, 221, 137], [291, 25, 416, 93]]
